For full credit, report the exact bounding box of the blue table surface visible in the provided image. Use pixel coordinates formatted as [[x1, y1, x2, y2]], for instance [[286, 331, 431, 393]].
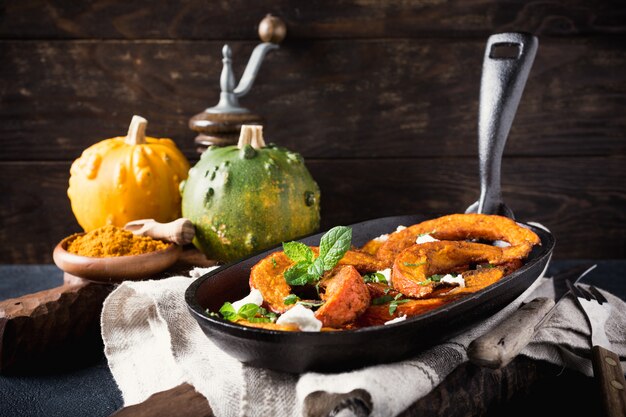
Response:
[[1, 260, 625, 417]]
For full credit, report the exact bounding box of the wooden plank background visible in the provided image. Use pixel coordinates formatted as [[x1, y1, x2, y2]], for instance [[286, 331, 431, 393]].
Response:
[[1, 0, 625, 263]]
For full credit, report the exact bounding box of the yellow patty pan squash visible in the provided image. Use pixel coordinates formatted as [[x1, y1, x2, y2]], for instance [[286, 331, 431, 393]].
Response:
[[68, 115, 190, 232]]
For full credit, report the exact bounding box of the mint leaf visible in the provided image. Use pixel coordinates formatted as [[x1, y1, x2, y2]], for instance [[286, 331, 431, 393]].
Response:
[[284, 294, 299, 305], [363, 272, 388, 284], [372, 295, 395, 305], [297, 300, 325, 308], [284, 262, 316, 286], [283, 241, 313, 263], [307, 256, 325, 277], [319, 226, 352, 270], [389, 299, 411, 315], [219, 302, 238, 321], [237, 303, 260, 320]]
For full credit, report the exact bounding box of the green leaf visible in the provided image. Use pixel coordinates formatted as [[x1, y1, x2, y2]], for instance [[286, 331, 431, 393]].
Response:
[[219, 302, 238, 321], [363, 272, 388, 284], [283, 241, 313, 263], [319, 226, 352, 270], [271, 257, 277, 268], [284, 262, 316, 286], [372, 295, 395, 305], [307, 257, 325, 277], [429, 274, 444, 282], [284, 294, 299, 305], [388, 298, 411, 315], [237, 303, 260, 320]]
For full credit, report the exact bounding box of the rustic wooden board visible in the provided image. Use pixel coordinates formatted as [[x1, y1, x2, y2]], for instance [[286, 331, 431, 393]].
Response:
[[1, 0, 624, 39], [1, 157, 624, 263], [1, 37, 625, 161]]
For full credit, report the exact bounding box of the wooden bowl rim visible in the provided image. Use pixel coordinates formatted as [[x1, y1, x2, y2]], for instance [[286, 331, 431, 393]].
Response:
[[53, 232, 181, 282]]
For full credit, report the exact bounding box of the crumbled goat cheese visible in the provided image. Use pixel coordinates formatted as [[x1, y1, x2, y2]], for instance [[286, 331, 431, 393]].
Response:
[[374, 233, 389, 242], [440, 274, 465, 288], [396, 225, 407, 232], [416, 234, 439, 244], [493, 240, 511, 247], [384, 315, 407, 325], [276, 304, 322, 332], [231, 288, 264, 311]]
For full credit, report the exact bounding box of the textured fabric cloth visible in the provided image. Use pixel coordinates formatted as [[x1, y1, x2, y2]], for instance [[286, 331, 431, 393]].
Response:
[[101, 266, 626, 417]]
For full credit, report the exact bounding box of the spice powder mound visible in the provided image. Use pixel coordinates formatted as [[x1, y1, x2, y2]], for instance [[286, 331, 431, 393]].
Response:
[[66, 225, 170, 257]]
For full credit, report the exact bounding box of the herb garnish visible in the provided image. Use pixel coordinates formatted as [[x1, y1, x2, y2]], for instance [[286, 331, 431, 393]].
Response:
[[477, 263, 495, 269], [417, 274, 445, 286], [284, 294, 324, 308], [418, 230, 436, 237], [282, 226, 352, 286], [271, 257, 277, 268], [388, 294, 411, 315], [284, 294, 299, 305], [218, 302, 277, 323], [363, 272, 388, 284], [372, 293, 411, 315]]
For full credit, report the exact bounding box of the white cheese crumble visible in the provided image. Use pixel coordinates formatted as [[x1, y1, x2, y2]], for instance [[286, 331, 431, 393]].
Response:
[[377, 268, 392, 285], [384, 315, 407, 325], [276, 304, 322, 332], [231, 288, 264, 311], [396, 225, 407, 232], [416, 234, 439, 244], [373, 233, 389, 242], [493, 240, 511, 247], [440, 274, 465, 288]]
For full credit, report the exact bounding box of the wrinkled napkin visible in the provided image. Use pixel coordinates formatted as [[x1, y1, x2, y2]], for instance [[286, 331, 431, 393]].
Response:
[[101, 264, 626, 417]]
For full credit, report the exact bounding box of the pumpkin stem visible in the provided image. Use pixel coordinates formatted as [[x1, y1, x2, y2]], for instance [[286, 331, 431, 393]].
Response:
[[237, 125, 265, 149], [125, 115, 148, 145]]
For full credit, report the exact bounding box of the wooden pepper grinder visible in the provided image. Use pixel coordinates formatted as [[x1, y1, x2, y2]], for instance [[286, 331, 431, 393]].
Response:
[[189, 14, 286, 153]]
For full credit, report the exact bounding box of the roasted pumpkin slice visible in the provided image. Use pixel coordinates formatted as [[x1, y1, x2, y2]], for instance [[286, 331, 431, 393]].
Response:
[[315, 265, 371, 328], [249, 252, 293, 313], [355, 297, 455, 327], [391, 241, 503, 298], [376, 213, 541, 265]]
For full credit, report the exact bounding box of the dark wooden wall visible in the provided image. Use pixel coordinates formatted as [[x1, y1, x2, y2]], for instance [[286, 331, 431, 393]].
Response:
[[1, 1, 625, 263]]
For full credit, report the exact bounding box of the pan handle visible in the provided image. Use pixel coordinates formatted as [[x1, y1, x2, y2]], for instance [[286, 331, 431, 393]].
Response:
[[466, 32, 538, 219]]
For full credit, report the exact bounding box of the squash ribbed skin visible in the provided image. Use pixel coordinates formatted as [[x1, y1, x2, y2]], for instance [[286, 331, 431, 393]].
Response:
[[181, 144, 321, 263], [68, 137, 190, 231]]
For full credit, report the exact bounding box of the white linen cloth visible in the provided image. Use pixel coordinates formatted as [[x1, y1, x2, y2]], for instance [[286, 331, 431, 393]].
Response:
[[101, 265, 626, 417]]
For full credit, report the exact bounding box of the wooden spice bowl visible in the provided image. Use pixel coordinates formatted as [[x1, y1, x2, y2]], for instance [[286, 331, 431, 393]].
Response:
[[52, 233, 182, 283]]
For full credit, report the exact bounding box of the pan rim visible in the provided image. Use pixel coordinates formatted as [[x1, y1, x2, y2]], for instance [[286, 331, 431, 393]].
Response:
[[185, 214, 555, 340]]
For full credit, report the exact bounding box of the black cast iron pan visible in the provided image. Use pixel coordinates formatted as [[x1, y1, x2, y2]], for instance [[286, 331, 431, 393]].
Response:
[[185, 32, 554, 373]]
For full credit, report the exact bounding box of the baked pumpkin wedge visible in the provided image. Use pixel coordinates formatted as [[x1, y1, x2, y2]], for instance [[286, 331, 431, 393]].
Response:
[[314, 265, 370, 328], [375, 213, 541, 265], [391, 241, 503, 299]]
